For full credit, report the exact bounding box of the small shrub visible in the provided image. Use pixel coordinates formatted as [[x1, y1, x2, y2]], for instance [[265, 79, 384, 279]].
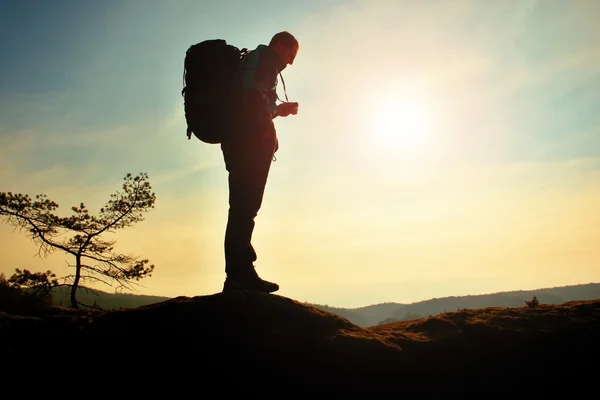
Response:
[[0, 272, 52, 315], [525, 296, 540, 308]]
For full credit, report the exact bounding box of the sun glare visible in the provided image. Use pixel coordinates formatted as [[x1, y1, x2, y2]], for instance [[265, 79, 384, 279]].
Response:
[[374, 97, 429, 150]]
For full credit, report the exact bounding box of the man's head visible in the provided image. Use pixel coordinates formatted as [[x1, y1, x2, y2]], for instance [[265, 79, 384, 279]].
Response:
[[269, 31, 299, 69]]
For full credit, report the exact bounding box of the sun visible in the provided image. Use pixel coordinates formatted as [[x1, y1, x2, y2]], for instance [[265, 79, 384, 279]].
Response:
[[373, 97, 429, 150]]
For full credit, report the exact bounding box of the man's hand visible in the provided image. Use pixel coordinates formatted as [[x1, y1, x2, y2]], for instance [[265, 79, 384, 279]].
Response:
[[276, 102, 299, 117]]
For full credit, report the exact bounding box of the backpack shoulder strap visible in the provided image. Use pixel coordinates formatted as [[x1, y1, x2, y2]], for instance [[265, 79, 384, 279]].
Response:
[[277, 72, 289, 103]]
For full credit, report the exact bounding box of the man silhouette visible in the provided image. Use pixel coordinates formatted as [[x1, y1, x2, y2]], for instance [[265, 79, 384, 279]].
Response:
[[221, 31, 299, 293]]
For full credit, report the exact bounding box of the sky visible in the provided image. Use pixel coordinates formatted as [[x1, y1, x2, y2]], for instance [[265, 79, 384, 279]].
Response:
[[0, 0, 599, 308]]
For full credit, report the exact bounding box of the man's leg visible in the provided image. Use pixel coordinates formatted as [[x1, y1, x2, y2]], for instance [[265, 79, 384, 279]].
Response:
[[221, 136, 279, 292]]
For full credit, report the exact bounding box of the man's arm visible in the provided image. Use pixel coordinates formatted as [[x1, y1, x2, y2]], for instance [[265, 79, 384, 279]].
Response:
[[239, 49, 278, 134]]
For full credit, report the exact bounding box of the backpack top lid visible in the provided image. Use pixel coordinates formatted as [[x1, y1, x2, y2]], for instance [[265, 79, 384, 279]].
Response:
[[182, 39, 247, 96]]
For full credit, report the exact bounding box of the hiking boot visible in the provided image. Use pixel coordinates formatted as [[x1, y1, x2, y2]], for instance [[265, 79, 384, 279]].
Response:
[[222, 273, 279, 293]]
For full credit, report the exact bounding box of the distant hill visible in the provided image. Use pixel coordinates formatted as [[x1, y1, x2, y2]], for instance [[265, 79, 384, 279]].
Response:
[[51, 286, 171, 310], [312, 302, 403, 327], [311, 283, 600, 326]]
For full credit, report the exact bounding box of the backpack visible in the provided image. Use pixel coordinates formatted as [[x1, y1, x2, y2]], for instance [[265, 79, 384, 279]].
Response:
[[181, 39, 249, 144]]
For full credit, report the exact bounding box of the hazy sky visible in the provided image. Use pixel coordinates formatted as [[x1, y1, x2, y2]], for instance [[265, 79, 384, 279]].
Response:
[[1, 0, 599, 308]]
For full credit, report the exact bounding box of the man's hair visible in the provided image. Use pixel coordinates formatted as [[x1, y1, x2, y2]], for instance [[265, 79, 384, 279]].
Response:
[[269, 31, 299, 49]]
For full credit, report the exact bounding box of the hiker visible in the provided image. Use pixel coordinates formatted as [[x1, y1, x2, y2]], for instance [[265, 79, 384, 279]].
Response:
[[221, 31, 300, 293]]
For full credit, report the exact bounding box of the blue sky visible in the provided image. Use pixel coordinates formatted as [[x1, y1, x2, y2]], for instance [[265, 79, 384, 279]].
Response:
[[1, 0, 599, 308]]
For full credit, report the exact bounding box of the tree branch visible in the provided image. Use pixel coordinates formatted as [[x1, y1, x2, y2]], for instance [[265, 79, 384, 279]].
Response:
[[0, 209, 76, 257]]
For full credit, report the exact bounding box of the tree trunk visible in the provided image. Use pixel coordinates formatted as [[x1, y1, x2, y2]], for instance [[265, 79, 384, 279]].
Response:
[[70, 255, 82, 309]]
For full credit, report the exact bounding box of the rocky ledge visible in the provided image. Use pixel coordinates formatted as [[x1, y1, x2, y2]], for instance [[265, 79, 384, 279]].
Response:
[[2, 292, 598, 394]]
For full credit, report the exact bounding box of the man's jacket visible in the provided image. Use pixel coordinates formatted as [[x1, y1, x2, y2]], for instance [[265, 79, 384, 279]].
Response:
[[231, 44, 285, 142]]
